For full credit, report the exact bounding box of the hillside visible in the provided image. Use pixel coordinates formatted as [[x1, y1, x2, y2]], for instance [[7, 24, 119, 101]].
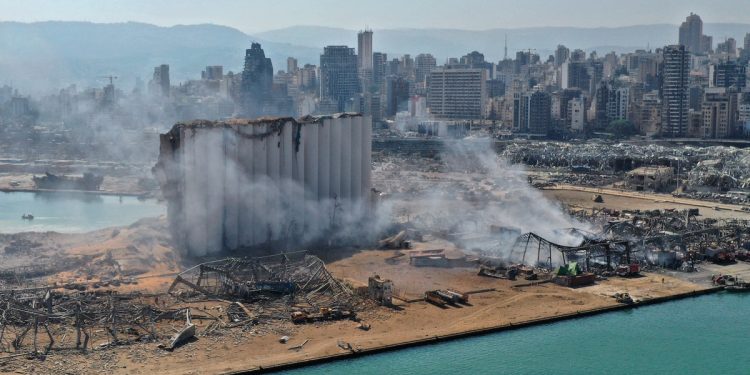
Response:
[[0, 21, 320, 93]]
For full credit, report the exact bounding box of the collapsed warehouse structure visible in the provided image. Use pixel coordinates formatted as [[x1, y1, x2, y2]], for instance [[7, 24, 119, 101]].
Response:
[[168, 251, 357, 322], [154, 114, 373, 256], [0, 252, 358, 360], [474, 208, 750, 276]]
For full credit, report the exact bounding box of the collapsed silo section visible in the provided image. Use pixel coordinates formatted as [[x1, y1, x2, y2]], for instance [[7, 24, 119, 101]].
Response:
[[153, 113, 373, 256]]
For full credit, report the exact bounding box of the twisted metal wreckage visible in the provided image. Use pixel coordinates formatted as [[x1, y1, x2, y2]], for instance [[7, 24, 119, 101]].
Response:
[[168, 251, 354, 311], [0, 288, 170, 358], [494, 209, 750, 272], [0, 251, 355, 360]]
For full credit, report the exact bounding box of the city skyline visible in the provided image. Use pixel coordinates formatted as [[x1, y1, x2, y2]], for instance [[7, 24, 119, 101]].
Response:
[[2, 0, 750, 34]]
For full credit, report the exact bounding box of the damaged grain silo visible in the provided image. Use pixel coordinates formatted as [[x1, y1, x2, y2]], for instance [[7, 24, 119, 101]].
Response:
[[153, 113, 373, 256]]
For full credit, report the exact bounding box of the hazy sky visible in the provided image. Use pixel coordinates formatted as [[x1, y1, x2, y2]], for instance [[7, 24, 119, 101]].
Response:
[[1, 0, 749, 34]]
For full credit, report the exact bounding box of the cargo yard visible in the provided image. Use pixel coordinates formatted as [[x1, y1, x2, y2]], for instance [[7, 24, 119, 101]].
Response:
[[0, 115, 749, 373]]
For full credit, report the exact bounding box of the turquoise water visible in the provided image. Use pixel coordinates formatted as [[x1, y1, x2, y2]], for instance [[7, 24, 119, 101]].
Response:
[[0, 191, 164, 233], [285, 293, 750, 375]]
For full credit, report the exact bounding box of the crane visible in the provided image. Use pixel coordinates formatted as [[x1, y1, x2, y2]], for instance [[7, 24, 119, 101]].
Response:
[[98, 75, 118, 86]]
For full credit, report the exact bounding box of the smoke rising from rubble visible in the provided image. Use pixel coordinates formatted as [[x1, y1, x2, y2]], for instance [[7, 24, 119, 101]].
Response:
[[403, 139, 593, 264]]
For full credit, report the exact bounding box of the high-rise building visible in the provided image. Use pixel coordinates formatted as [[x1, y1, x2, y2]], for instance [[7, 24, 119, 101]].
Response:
[[742, 33, 750, 62], [701, 35, 713, 53], [513, 93, 526, 132], [679, 13, 702, 53], [739, 102, 750, 135], [633, 91, 662, 135], [427, 68, 488, 119], [373, 52, 388, 88], [320, 46, 360, 112], [557, 88, 582, 120], [287, 57, 298, 73], [487, 79, 506, 98], [701, 88, 738, 138], [513, 91, 551, 134], [357, 29, 373, 71], [298, 64, 318, 91], [527, 91, 552, 135], [555, 45, 570, 66], [679, 13, 711, 54], [151, 64, 170, 97], [240, 43, 274, 117], [689, 85, 704, 111], [625, 51, 659, 89], [562, 61, 590, 91], [567, 97, 585, 132], [400, 54, 415, 78], [461, 51, 494, 79], [202, 66, 223, 80], [357, 29, 374, 90], [717, 38, 737, 56], [603, 52, 618, 78], [710, 60, 747, 89], [385, 76, 411, 117], [594, 81, 629, 128], [661, 45, 690, 137], [570, 49, 586, 62], [588, 61, 604, 94], [414, 54, 437, 83]]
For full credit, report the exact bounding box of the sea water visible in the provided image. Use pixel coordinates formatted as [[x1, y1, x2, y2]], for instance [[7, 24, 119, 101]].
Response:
[[285, 293, 750, 374], [0, 191, 164, 233]]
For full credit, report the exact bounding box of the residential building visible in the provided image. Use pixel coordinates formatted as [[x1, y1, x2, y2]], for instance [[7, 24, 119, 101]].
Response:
[[555, 45, 570, 66], [320, 46, 360, 112], [679, 13, 711, 54], [415, 54, 437, 83], [427, 68, 488, 119], [701, 88, 738, 138], [661, 45, 690, 137], [513, 91, 551, 134], [710, 60, 746, 89]]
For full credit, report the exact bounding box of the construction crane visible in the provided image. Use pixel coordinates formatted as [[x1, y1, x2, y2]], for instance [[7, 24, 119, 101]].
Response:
[[98, 75, 118, 86]]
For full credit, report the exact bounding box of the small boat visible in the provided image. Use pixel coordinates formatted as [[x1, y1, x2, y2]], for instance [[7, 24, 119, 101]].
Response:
[[21, 213, 34, 220]]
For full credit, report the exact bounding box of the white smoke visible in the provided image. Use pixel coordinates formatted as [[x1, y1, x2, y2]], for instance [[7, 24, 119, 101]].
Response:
[[382, 138, 593, 265]]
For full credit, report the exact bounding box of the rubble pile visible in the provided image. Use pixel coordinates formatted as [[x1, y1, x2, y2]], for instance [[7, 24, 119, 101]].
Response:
[[501, 142, 750, 193], [500, 141, 690, 172], [0, 288, 180, 356]]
